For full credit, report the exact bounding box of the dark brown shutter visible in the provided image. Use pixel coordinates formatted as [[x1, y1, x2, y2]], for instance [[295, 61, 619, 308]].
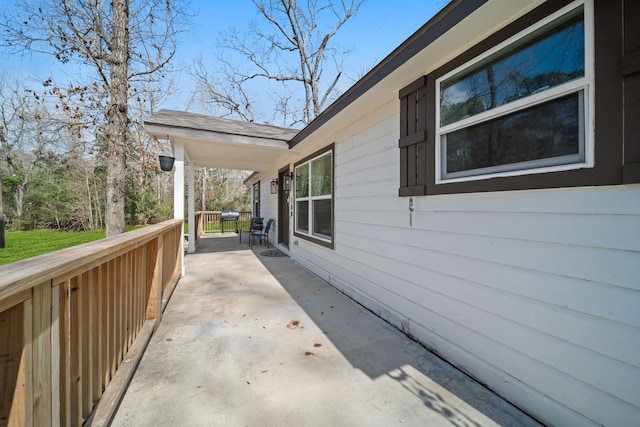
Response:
[[398, 76, 428, 196], [622, 0, 640, 183]]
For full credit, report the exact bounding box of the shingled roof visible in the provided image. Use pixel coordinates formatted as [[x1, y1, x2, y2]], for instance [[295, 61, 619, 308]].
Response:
[[145, 109, 299, 143]]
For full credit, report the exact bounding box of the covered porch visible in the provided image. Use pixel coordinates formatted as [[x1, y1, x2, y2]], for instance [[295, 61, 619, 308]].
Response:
[[111, 233, 542, 426], [145, 109, 299, 255]]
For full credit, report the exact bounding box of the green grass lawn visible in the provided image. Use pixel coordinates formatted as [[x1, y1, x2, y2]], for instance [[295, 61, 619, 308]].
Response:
[[0, 227, 142, 266]]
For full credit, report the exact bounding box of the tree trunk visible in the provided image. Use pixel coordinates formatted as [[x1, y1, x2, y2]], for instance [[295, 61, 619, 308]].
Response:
[[0, 173, 4, 248], [105, 0, 130, 237], [201, 168, 207, 211], [14, 181, 24, 223]]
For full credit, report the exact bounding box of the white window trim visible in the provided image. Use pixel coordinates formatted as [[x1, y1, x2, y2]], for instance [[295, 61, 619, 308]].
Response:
[[435, 0, 594, 185], [294, 149, 333, 244]]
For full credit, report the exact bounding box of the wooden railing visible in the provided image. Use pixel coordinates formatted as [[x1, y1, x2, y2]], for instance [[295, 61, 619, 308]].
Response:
[[194, 211, 252, 239], [0, 219, 183, 426]]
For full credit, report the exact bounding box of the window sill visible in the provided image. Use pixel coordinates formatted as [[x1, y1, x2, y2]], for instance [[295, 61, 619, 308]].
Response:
[[293, 231, 334, 250]]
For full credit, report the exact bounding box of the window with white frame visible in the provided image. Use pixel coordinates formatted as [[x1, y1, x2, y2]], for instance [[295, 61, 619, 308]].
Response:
[[436, 3, 591, 182], [294, 146, 333, 247]]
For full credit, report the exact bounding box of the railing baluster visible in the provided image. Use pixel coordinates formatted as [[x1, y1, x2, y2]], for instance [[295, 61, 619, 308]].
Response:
[[69, 276, 82, 425], [51, 285, 61, 427], [60, 281, 71, 427], [90, 268, 101, 408], [81, 271, 92, 420]]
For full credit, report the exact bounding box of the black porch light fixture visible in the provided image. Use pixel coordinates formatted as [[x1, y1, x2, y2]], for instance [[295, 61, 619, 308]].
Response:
[[283, 172, 294, 192], [158, 155, 175, 172], [270, 179, 278, 194]]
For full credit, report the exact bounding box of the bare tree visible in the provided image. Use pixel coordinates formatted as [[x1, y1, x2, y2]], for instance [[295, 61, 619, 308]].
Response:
[[191, 0, 366, 126], [1, 0, 187, 236], [0, 77, 27, 247], [189, 56, 257, 122], [0, 102, 6, 247]]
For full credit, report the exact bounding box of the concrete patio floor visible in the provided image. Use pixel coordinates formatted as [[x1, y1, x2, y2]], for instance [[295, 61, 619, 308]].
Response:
[[111, 234, 544, 427]]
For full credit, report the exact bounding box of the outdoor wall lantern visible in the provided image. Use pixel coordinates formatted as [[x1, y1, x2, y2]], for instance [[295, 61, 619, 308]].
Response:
[[158, 155, 175, 172], [270, 179, 278, 194], [283, 172, 293, 192]]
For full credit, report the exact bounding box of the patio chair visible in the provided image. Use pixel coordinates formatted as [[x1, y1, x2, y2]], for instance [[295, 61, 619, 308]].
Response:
[[248, 217, 264, 247], [253, 219, 273, 248]]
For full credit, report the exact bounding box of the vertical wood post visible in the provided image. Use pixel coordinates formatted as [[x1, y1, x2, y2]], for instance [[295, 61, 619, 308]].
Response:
[[32, 281, 53, 426], [0, 299, 30, 426], [50, 286, 61, 427], [24, 298, 33, 427], [89, 268, 101, 407], [147, 235, 163, 327], [176, 222, 184, 277], [60, 281, 71, 426], [69, 277, 82, 425]]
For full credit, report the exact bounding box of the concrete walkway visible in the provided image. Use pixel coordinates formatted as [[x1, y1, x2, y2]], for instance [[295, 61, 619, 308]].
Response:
[[111, 234, 543, 427]]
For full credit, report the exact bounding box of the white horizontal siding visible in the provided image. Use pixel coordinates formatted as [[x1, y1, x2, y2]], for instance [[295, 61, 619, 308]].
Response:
[[339, 203, 640, 252], [338, 218, 639, 290], [286, 98, 640, 427], [254, 168, 283, 244]]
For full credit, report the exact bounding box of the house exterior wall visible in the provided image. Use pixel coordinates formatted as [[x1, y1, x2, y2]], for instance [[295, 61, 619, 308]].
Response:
[[283, 95, 640, 427], [241, 1, 640, 425], [253, 170, 289, 246]]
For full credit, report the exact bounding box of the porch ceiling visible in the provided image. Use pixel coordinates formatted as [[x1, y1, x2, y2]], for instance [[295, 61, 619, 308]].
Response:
[[145, 110, 299, 171]]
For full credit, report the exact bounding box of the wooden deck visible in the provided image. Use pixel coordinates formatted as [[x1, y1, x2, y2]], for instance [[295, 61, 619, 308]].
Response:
[[0, 220, 183, 426]]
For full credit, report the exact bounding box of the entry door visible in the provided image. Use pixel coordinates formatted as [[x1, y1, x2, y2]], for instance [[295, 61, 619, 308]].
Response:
[[278, 167, 290, 247]]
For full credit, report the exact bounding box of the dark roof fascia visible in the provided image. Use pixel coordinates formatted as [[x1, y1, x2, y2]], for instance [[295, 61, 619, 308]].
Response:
[[289, 0, 488, 148]]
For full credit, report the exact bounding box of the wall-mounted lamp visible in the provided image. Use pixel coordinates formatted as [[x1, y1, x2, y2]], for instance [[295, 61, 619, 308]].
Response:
[[158, 155, 175, 171], [270, 179, 278, 194], [283, 172, 294, 192]]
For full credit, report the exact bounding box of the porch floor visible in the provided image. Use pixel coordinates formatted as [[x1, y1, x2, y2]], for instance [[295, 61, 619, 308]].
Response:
[[111, 234, 543, 427]]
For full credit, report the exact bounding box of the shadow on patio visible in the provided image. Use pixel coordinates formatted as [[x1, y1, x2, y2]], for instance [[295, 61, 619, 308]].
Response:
[[110, 234, 542, 427]]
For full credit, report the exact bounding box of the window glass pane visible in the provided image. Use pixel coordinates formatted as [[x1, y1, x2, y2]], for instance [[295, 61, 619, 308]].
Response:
[[295, 164, 309, 198], [440, 8, 584, 126], [296, 201, 309, 232], [313, 199, 332, 238], [445, 92, 582, 176], [311, 153, 332, 196]]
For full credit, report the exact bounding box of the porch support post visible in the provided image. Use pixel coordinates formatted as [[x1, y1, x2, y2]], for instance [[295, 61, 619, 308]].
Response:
[[173, 141, 186, 276], [187, 162, 196, 253]]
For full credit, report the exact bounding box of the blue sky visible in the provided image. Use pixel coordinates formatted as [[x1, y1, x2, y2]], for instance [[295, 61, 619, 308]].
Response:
[[1, 0, 447, 113]]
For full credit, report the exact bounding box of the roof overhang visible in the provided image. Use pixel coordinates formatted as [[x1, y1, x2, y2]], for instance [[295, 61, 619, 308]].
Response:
[[145, 110, 299, 171]]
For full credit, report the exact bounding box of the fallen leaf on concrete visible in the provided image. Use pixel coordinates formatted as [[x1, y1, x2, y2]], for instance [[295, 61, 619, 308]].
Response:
[[314, 343, 322, 348], [261, 370, 268, 374], [321, 311, 324, 315], [305, 351, 315, 356], [166, 338, 173, 342], [286, 320, 300, 329], [246, 381, 250, 385]]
